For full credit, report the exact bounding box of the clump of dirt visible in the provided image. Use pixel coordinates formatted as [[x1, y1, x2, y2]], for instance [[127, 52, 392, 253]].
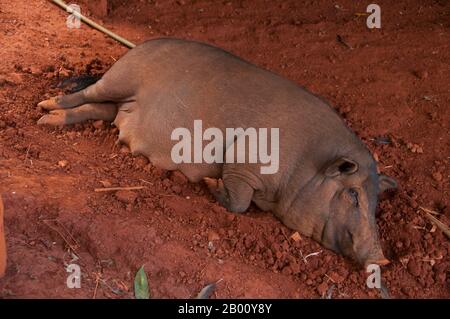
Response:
[[0, 0, 449, 298]]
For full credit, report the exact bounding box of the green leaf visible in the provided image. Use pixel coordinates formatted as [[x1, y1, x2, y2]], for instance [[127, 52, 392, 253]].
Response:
[[134, 265, 150, 299]]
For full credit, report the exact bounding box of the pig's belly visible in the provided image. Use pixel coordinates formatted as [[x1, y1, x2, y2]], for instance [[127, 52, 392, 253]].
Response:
[[113, 100, 223, 182]]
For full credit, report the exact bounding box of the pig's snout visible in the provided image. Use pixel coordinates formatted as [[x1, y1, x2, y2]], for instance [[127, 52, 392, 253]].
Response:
[[352, 235, 390, 268], [361, 248, 390, 267], [322, 216, 390, 268]]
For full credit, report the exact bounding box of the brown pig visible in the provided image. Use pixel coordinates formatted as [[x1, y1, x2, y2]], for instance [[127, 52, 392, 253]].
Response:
[[37, 38, 397, 266]]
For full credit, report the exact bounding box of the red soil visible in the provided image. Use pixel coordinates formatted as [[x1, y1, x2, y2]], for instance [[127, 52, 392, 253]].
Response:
[[0, 0, 448, 298]]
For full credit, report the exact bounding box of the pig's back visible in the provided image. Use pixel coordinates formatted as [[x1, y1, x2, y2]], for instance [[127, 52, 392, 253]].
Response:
[[111, 38, 359, 179]]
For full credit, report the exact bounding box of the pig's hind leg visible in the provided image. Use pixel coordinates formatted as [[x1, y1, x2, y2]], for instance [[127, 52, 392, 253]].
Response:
[[38, 77, 132, 111], [37, 102, 118, 126]]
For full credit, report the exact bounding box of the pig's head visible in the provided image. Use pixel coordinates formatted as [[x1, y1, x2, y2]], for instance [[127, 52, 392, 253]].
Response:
[[281, 156, 397, 267]]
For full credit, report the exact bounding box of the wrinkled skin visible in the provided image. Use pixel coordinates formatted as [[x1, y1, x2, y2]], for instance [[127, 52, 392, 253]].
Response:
[[36, 38, 397, 267]]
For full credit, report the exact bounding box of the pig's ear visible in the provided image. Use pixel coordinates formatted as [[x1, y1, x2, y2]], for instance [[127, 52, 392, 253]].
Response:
[[378, 175, 397, 193], [325, 157, 359, 177]]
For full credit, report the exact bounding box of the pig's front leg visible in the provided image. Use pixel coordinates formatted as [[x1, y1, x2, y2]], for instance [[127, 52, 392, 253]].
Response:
[[204, 175, 254, 213]]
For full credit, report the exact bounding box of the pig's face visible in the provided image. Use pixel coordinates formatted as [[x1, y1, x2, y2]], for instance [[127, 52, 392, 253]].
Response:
[[283, 157, 397, 266], [322, 157, 397, 266]]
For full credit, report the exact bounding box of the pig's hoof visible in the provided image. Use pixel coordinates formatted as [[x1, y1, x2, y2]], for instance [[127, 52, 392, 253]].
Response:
[[204, 177, 230, 205], [364, 258, 391, 267], [203, 177, 223, 194], [37, 97, 63, 110], [37, 110, 67, 126]]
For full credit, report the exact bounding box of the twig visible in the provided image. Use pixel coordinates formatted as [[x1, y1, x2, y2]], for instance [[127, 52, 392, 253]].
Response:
[[419, 206, 440, 216], [324, 274, 336, 283], [280, 228, 290, 242], [304, 250, 322, 260], [301, 250, 322, 263], [55, 219, 80, 247], [93, 273, 101, 299], [422, 211, 450, 240], [94, 186, 146, 192], [156, 193, 179, 197], [24, 143, 31, 163], [50, 0, 135, 48], [139, 179, 153, 185], [98, 278, 125, 295], [42, 220, 79, 254]]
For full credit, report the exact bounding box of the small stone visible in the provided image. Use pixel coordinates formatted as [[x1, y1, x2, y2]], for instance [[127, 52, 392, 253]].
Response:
[[406, 143, 424, 154], [407, 259, 421, 277], [340, 105, 351, 114], [115, 190, 138, 204], [58, 69, 71, 77], [401, 287, 411, 296], [212, 205, 225, 214], [120, 145, 130, 154], [162, 179, 172, 188], [92, 120, 104, 129], [432, 172, 442, 182], [290, 231, 302, 242], [329, 271, 345, 284], [4, 127, 17, 138], [135, 155, 149, 168], [281, 266, 292, 275], [207, 230, 219, 241], [42, 65, 55, 73], [317, 282, 328, 296], [435, 271, 446, 284], [415, 70, 428, 79], [29, 66, 42, 76], [0, 73, 23, 85], [226, 214, 236, 222], [289, 261, 300, 274], [244, 237, 253, 249], [99, 180, 112, 188], [58, 160, 68, 168], [0, 120, 6, 129], [0, 76, 7, 86], [170, 170, 188, 184], [171, 185, 182, 194], [373, 152, 379, 162]]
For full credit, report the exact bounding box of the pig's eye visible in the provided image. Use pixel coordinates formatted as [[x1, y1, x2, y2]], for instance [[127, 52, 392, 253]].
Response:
[[348, 188, 359, 207]]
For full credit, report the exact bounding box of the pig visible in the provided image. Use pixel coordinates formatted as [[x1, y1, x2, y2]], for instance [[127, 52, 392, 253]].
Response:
[[37, 38, 397, 266]]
